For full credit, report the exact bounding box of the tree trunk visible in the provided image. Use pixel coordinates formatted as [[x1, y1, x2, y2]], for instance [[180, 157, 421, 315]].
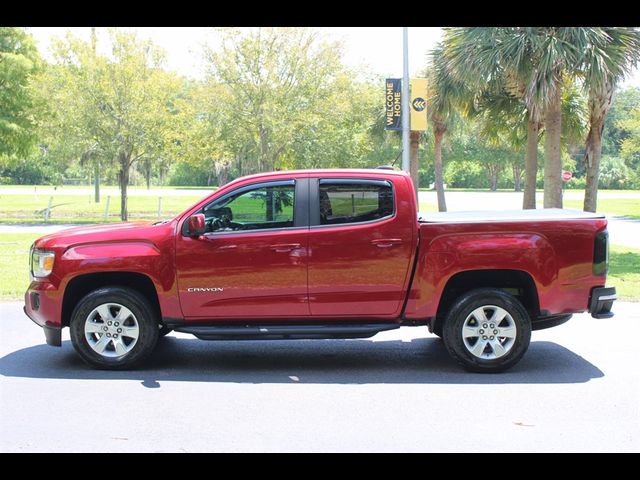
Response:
[[584, 84, 615, 213], [409, 130, 420, 201], [94, 162, 100, 203], [433, 127, 447, 212], [216, 164, 229, 186], [522, 117, 539, 209], [513, 164, 522, 192], [145, 162, 151, 190], [118, 152, 130, 222], [259, 125, 269, 172], [265, 188, 273, 221], [488, 166, 498, 191], [543, 86, 563, 208], [583, 119, 605, 212]]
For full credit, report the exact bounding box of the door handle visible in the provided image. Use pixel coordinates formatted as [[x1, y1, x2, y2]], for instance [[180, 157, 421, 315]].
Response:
[[371, 238, 403, 248], [270, 243, 301, 253]]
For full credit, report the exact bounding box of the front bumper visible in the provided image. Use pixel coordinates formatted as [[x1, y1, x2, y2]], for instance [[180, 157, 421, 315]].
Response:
[[23, 306, 62, 346], [24, 281, 63, 347], [589, 286, 616, 319]]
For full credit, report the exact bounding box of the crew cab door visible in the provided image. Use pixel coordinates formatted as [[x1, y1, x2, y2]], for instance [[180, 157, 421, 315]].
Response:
[[176, 179, 310, 319], [307, 177, 416, 316]]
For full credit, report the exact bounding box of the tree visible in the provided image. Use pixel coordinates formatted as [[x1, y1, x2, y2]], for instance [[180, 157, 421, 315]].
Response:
[[619, 107, 640, 187], [440, 28, 594, 209], [172, 79, 235, 186], [45, 29, 181, 220], [427, 44, 472, 212], [602, 86, 640, 156], [203, 28, 345, 174], [439, 28, 545, 209], [471, 86, 529, 192], [0, 27, 41, 159], [289, 73, 382, 170], [579, 28, 640, 212]]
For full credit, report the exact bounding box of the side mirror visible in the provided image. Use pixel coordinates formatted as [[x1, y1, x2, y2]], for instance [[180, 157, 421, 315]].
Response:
[[187, 213, 206, 237]]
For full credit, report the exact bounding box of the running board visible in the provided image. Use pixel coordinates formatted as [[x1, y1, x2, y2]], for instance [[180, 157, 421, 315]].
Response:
[[173, 323, 400, 340]]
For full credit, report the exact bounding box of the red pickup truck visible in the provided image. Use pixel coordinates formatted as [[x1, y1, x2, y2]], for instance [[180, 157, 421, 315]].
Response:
[[24, 168, 616, 372]]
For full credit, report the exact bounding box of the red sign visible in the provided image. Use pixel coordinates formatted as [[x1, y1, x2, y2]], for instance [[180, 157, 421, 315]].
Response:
[[562, 171, 573, 182]]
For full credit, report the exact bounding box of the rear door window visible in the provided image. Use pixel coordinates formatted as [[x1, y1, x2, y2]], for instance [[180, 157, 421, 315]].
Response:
[[318, 180, 394, 225]]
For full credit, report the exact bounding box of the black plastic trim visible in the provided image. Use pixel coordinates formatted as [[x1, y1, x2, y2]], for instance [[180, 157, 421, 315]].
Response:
[[174, 323, 399, 340], [318, 178, 392, 188], [30, 292, 40, 311], [294, 177, 310, 228], [589, 286, 616, 319], [162, 317, 186, 329], [44, 325, 62, 347], [25, 306, 63, 346], [400, 236, 421, 320], [593, 229, 609, 276], [309, 177, 320, 226], [531, 314, 572, 331]]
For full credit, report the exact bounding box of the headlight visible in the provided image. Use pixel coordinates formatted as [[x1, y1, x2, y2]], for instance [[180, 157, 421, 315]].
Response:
[[31, 248, 55, 278]]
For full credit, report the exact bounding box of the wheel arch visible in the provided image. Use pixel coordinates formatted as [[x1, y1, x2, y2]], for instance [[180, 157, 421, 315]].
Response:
[[432, 269, 539, 335], [61, 272, 161, 328]]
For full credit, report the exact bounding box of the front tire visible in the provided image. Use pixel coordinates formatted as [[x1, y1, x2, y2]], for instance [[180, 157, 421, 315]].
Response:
[[442, 288, 531, 373], [70, 287, 159, 370]]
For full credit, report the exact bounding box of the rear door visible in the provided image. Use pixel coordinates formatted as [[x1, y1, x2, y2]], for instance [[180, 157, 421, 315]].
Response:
[[307, 177, 415, 316]]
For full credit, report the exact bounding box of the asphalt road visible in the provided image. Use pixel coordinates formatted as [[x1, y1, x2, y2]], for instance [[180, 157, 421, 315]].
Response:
[[1, 301, 638, 452]]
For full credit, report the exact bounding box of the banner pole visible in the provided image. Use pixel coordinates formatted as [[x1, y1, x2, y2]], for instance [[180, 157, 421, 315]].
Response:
[[401, 27, 410, 173]]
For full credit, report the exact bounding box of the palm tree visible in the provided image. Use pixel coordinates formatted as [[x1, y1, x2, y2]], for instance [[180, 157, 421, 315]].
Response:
[[463, 78, 585, 197], [440, 28, 543, 209], [439, 27, 585, 209], [578, 28, 640, 212], [427, 44, 472, 212], [472, 84, 529, 192]]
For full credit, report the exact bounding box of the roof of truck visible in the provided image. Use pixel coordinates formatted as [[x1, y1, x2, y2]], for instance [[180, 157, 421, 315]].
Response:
[[234, 168, 409, 182]]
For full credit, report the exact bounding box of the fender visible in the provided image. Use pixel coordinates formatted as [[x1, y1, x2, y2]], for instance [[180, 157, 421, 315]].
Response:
[[404, 231, 557, 319], [62, 240, 160, 260], [54, 240, 180, 325], [60, 241, 164, 282]]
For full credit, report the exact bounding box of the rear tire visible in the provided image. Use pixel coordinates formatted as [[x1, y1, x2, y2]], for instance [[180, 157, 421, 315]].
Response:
[[70, 287, 159, 370], [442, 288, 531, 373]]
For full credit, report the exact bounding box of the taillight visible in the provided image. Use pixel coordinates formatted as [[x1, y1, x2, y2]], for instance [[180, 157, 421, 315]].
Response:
[[593, 229, 608, 276]]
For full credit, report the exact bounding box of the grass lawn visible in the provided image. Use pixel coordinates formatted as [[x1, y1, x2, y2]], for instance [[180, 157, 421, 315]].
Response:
[[0, 233, 38, 300], [0, 193, 206, 224], [418, 201, 438, 213], [562, 197, 640, 220], [608, 244, 640, 301], [1, 232, 637, 302]]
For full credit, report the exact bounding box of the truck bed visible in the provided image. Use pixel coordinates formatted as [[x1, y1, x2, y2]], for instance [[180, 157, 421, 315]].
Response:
[[419, 208, 605, 224]]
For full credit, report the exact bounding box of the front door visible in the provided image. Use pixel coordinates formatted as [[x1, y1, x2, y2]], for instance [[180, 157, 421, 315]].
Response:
[[307, 178, 415, 316], [176, 179, 309, 319]]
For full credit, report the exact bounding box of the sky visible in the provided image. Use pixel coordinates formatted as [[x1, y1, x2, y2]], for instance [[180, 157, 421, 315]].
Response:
[[27, 27, 640, 88]]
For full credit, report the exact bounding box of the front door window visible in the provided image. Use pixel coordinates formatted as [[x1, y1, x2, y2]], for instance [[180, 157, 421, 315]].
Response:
[[203, 183, 295, 233]]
